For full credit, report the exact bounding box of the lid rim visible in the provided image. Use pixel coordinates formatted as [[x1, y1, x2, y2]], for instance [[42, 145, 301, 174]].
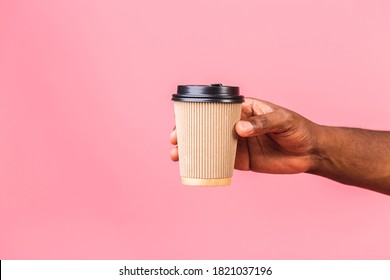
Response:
[[173, 84, 244, 103]]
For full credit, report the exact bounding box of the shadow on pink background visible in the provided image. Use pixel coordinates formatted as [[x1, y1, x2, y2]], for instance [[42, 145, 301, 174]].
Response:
[[1, 0, 390, 259]]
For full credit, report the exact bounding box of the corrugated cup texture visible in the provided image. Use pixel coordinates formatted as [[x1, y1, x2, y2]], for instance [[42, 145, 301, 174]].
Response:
[[174, 102, 242, 186]]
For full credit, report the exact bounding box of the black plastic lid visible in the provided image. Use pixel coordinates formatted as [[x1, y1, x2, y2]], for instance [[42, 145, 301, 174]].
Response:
[[172, 84, 244, 103]]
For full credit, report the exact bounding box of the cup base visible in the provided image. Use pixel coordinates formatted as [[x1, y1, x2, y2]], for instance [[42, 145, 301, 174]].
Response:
[[181, 177, 232, 186]]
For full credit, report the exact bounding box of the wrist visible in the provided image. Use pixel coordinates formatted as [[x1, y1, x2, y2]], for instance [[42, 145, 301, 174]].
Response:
[[307, 124, 331, 175]]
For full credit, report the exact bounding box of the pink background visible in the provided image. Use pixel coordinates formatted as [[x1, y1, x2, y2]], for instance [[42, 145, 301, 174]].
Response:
[[1, 0, 390, 259]]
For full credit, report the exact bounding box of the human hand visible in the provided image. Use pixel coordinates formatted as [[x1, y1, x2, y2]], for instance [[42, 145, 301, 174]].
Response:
[[234, 98, 319, 174], [170, 97, 320, 174]]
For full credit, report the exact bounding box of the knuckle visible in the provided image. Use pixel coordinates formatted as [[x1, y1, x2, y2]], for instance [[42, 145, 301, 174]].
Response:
[[278, 109, 296, 133], [281, 109, 295, 125], [251, 115, 268, 130]]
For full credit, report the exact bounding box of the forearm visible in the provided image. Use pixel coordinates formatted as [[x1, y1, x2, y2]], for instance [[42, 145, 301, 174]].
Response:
[[308, 125, 390, 195]]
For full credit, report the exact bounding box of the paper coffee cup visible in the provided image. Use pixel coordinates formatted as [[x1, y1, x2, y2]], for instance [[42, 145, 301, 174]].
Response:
[[172, 84, 244, 186]]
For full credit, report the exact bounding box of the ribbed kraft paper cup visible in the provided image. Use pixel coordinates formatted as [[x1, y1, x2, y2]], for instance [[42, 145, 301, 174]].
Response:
[[172, 84, 244, 186]]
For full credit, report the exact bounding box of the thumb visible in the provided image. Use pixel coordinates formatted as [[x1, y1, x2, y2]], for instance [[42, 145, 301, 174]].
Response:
[[235, 109, 292, 137]]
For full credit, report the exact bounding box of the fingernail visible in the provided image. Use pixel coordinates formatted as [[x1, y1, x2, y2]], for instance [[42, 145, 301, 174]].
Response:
[[239, 121, 253, 133]]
